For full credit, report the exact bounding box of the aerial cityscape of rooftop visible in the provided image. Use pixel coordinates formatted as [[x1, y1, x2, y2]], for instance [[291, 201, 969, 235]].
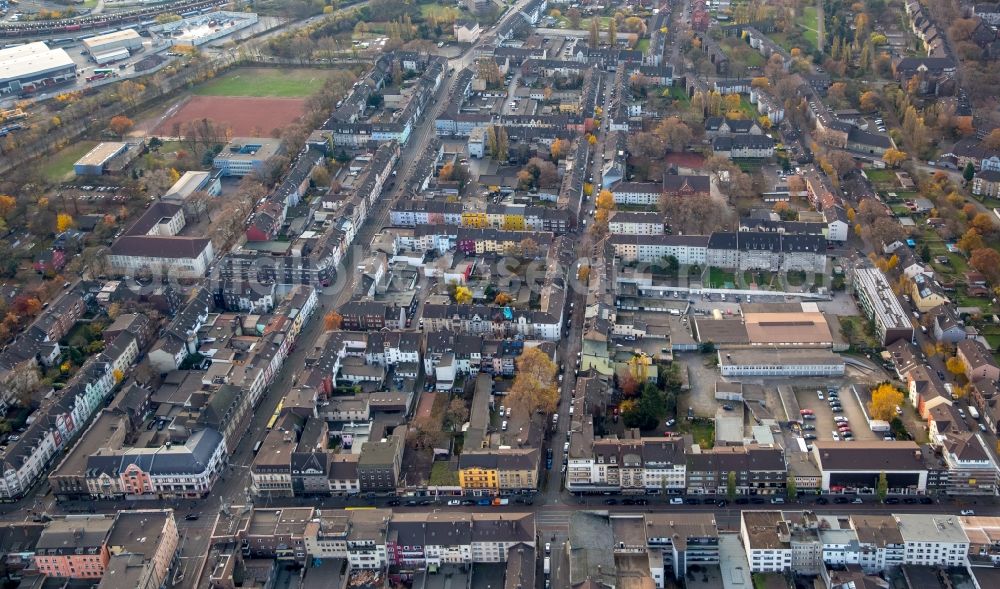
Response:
[[3, 0, 1000, 587]]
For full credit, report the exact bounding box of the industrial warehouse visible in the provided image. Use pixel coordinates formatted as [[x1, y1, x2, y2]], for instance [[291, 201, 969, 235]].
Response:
[[82, 29, 144, 66], [150, 11, 260, 47], [0, 42, 77, 95]]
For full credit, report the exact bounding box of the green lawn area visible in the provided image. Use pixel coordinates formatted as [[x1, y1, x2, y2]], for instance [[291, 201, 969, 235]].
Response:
[[554, 16, 611, 30], [957, 288, 992, 312], [42, 141, 98, 183], [981, 326, 1000, 351], [741, 50, 766, 68], [635, 38, 650, 54], [916, 230, 967, 278], [717, 39, 766, 68], [193, 68, 336, 98], [429, 461, 459, 486], [678, 419, 715, 449], [154, 140, 186, 154], [802, 28, 817, 49], [667, 85, 690, 107], [865, 168, 896, 184], [708, 267, 735, 288], [768, 30, 814, 55], [798, 6, 819, 48], [838, 315, 880, 349], [729, 96, 759, 121], [744, 270, 777, 289], [420, 4, 460, 19]]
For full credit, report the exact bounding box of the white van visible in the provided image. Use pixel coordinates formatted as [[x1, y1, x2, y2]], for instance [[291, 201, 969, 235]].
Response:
[[669, 497, 684, 505]]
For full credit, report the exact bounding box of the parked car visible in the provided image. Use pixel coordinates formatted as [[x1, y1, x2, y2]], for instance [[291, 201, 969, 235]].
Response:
[[884, 497, 900, 504], [852, 497, 864, 504], [447, 499, 461, 506], [815, 497, 829, 505], [834, 496, 850, 504], [961, 509, 975, 516]]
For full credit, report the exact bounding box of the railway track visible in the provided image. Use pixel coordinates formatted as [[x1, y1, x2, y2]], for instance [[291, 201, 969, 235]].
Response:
[[0, 0, 225, 39]]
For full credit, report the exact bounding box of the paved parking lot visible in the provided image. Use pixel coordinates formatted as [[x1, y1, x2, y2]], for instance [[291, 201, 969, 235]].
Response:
[[795, 384, 877, 442]]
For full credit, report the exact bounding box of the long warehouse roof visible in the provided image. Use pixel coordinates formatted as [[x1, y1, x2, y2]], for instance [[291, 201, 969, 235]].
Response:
[[0, 41, 51, 60], [82, 29, 140, 49], [0, 46, 76, 85]]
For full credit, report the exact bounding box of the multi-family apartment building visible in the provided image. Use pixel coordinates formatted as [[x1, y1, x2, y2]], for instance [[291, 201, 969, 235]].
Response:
[[706, 232, 826, 272], [608, 234, 709, 265], [852, 264, 914, 345], [896, 514, 970, 567], [85, 428, 227, 499], [390, 201, 571, 234], [740, 511, 967, 573], [357, 426, 405, 493], [33, 515, 115, 579], [566, 421, 689, 494], [458, 449, 540, 494], [686, 446, 787, 496], [302, 508, 535, 573], [608, 211, 667, 235]]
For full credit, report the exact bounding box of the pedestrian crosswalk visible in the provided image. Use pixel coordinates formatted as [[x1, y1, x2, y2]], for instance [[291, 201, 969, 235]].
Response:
[[536, 511, 571, 533]]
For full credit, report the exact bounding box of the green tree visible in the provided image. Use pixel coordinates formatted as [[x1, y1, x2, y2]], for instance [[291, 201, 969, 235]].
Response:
[[877, 471, 888, 502], [727, 471, 737, 501], [964, 162, 976, 182], [622, 383, 666, 430], [787, 475, 797, 501]]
